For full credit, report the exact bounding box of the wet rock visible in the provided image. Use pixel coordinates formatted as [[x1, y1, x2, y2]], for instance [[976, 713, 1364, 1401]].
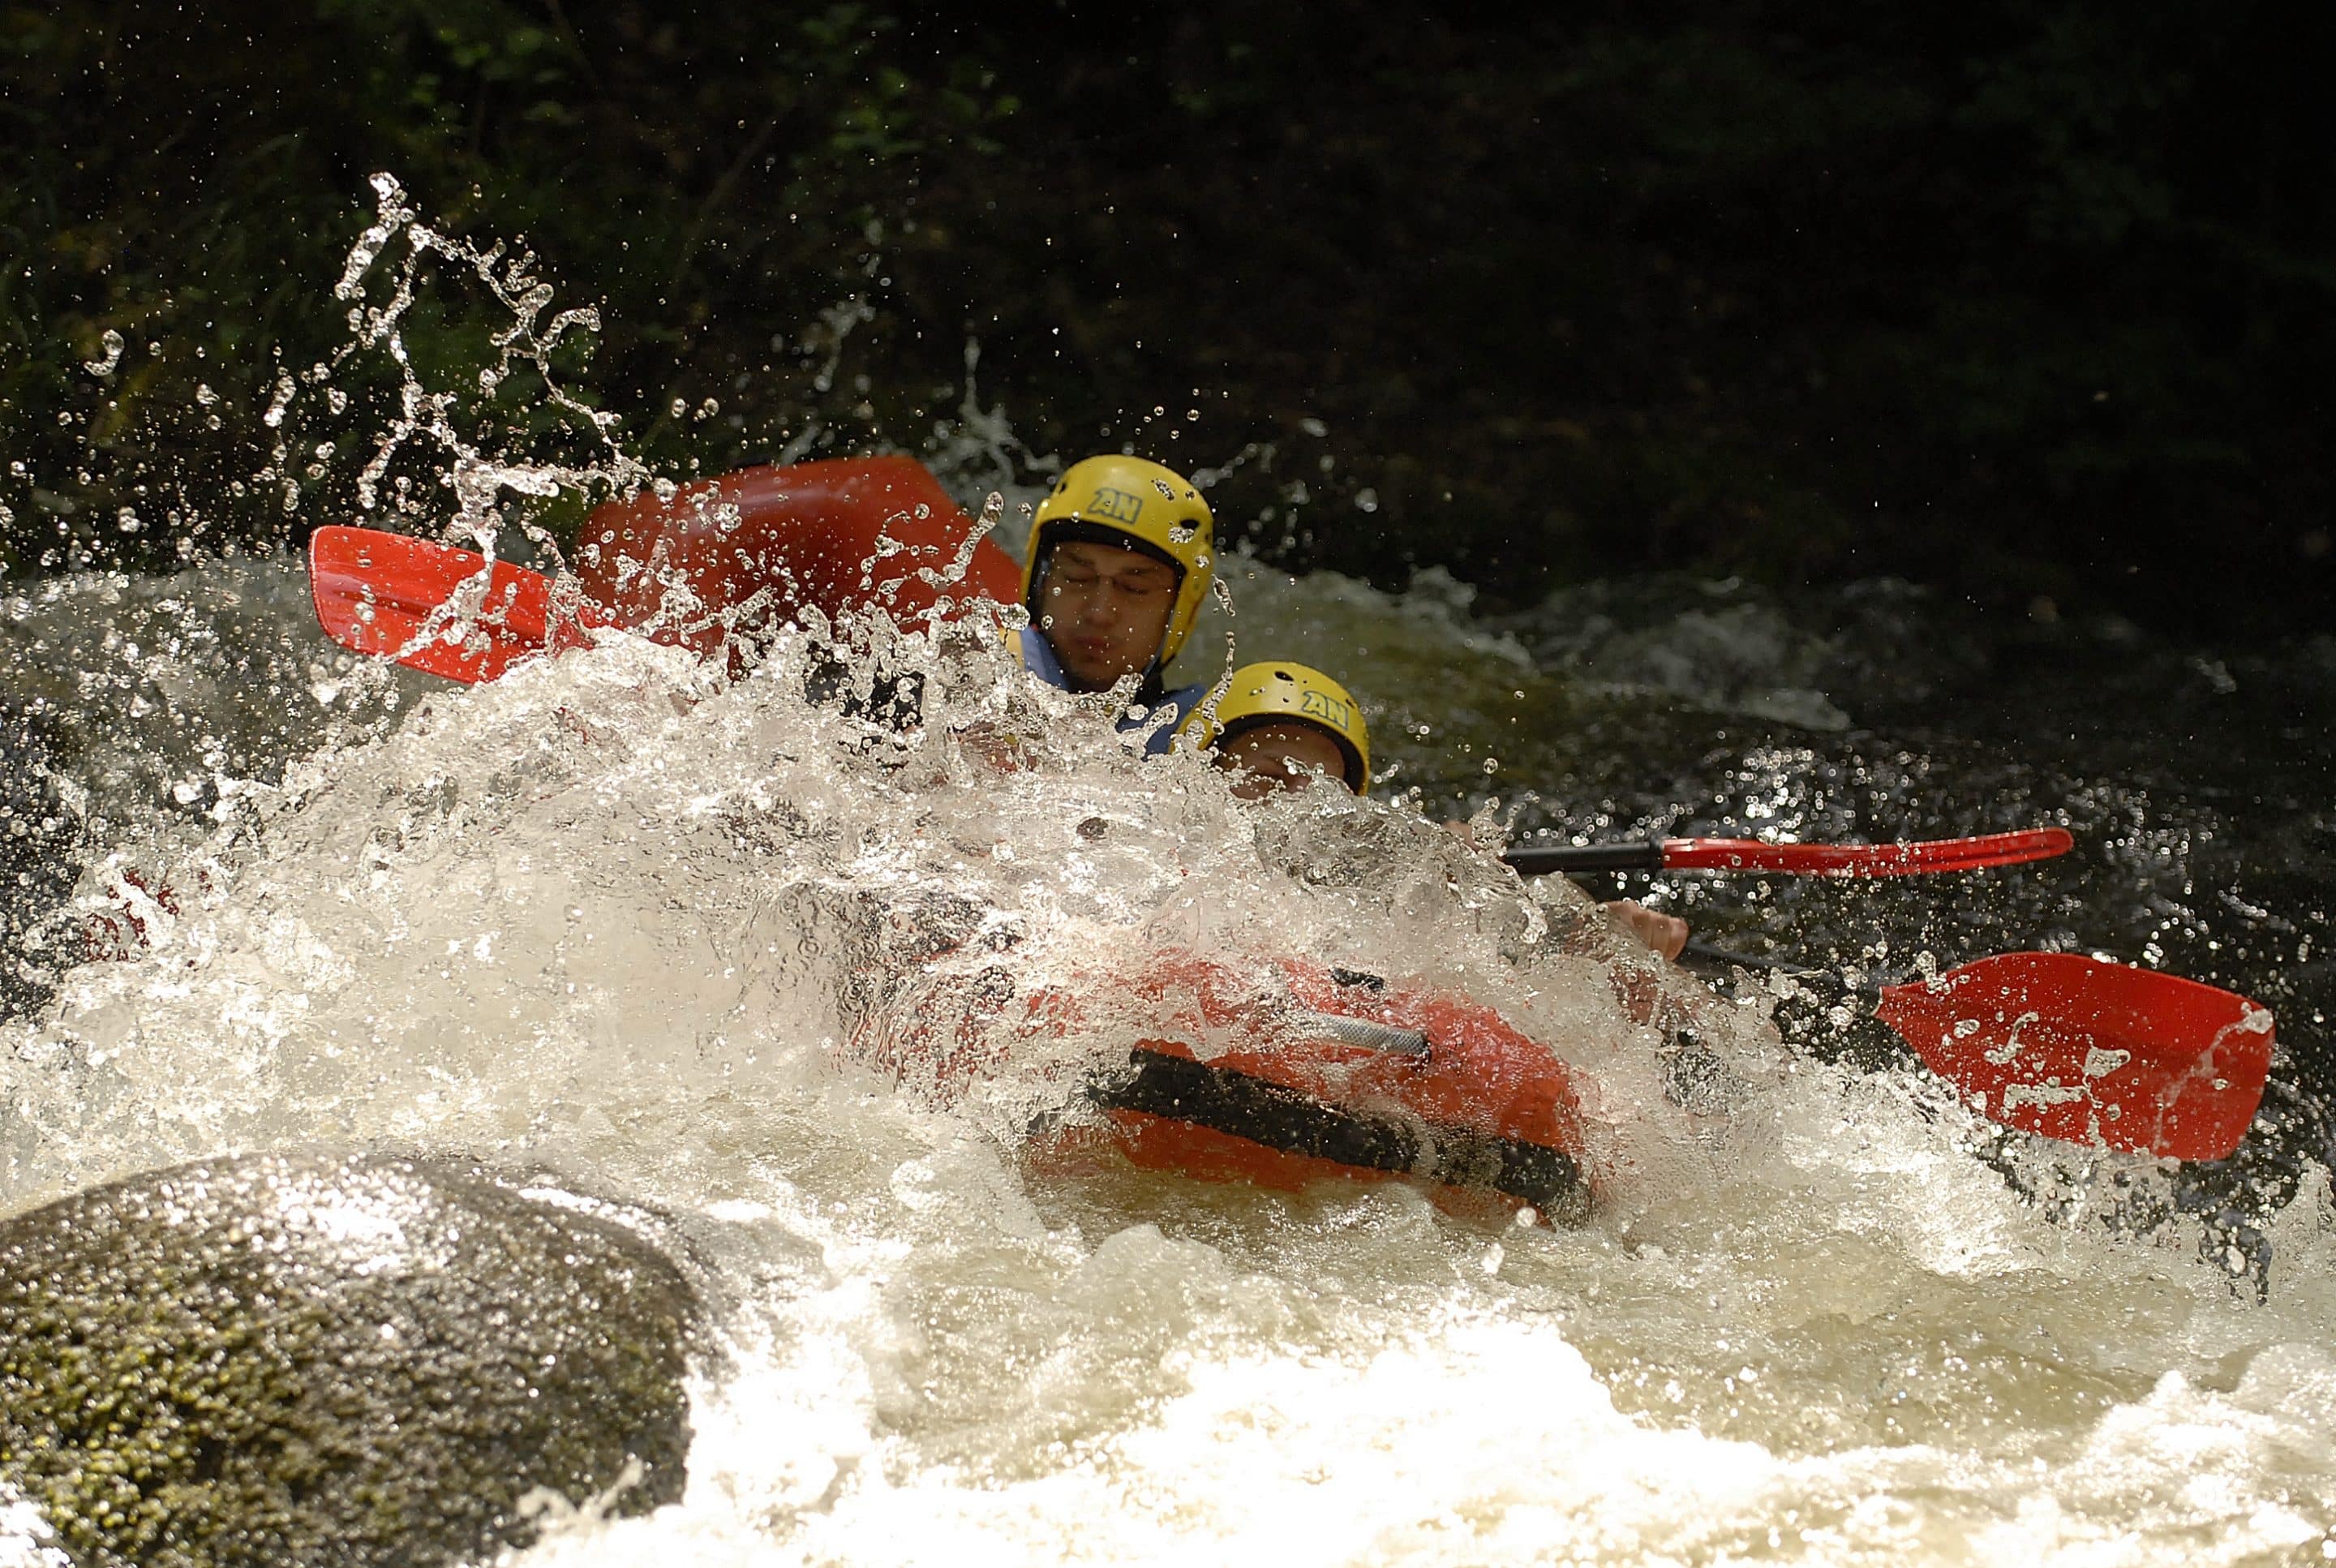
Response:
[[0, 1151, 695, 1567]]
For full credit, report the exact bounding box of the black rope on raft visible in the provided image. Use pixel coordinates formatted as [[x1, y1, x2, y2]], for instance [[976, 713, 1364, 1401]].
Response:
[[1088, 1049, 1591, 1224]]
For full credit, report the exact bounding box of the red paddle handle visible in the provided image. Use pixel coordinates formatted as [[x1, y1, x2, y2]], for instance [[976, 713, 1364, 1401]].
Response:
[[1657, 827, 2075, 876], [1504, 827, 2074, 879]]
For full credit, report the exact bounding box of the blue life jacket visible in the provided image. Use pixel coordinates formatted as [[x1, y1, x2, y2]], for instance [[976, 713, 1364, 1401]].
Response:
[[1018, 628, 1205, 758]]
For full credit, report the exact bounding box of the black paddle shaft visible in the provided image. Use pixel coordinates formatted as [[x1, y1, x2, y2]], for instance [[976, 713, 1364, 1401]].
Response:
[[1501, 840, 1668, 877]]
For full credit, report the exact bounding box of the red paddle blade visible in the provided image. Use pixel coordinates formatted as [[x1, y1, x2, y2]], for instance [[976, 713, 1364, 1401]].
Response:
[[308, 526, 611, 684], [1876, 952, 2273, 1160], [1660, 827, 2074, 877]]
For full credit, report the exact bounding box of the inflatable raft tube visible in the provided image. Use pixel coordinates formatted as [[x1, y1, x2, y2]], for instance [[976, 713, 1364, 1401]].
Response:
[[857, 950, 1595, 1222], [574, 456, 1023, 663]]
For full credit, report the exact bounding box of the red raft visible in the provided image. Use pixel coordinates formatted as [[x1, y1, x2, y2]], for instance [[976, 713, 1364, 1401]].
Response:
[[858, 949, 1596, 1222], [573, 455, 1022, 662], [308, 456, 1020, 682]]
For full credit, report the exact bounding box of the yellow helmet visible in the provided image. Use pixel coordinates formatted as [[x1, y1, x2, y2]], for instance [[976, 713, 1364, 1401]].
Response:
[[1187, 661, 1371, 793], [1023, 454, 1215, 667]]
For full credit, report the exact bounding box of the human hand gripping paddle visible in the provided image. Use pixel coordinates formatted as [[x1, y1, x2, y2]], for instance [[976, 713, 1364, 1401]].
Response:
[[1685, 941, 2274, 1162]]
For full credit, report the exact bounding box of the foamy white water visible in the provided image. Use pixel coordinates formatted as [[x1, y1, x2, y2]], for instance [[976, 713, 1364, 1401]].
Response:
[[4, 562, 2331, 1566]]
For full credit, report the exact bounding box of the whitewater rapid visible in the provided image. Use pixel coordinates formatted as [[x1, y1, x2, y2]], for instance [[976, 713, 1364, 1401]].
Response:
[[4, 552, 2332, 1567], [6, 166, 2332, 1563]]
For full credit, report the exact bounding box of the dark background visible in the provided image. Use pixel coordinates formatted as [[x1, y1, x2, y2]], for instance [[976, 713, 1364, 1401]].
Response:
[[5, 0, 2331, 635]]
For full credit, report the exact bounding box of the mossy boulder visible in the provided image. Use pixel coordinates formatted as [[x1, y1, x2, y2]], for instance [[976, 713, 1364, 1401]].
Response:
[[0, 1150, 696, 1567]]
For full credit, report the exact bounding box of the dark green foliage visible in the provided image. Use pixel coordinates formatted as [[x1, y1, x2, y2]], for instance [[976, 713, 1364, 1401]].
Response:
[[0, 1150, 696, 1567], [2, 1, 2327, 630], [0, 1, 1013, 569]]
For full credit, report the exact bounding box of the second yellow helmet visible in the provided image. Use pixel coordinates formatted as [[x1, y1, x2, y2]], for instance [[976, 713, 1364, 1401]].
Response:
[[1023, 454, 1215, 667], [1187, 661, 1371, 793]]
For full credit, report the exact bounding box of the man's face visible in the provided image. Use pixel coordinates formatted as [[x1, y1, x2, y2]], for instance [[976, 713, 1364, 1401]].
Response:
[[1214, 720, 1353, 800], [1037, 539, 1180, 689]]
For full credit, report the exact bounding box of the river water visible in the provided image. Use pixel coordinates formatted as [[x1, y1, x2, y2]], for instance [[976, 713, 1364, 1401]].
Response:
[[2, 184, 2333, 1566]]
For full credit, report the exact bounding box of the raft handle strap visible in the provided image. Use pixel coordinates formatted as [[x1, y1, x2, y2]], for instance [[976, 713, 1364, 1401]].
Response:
[[1295, 1012, 1431, 1058]]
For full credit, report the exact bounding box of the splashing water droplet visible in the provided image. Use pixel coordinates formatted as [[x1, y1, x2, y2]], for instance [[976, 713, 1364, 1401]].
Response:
[[262, 371, 297, 428], [83, 329, 126, 378]]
